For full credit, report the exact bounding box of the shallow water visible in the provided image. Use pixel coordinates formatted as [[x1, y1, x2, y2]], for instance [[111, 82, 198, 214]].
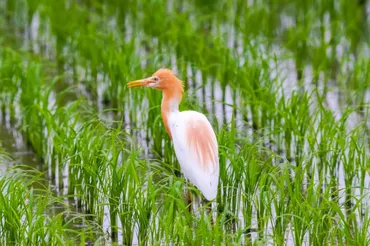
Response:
[[0, 119, 40, 173]]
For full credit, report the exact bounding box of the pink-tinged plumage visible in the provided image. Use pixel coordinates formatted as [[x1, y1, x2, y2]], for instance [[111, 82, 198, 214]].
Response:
[[128, 68, 219, 200], [186, 118, 217, 170], [169, 111, 219, 200]]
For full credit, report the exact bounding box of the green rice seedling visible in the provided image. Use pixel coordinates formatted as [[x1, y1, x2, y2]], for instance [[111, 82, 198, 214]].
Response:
[[0, 167, 100, 245], [132, 168, 156, 244], [44, 1, 80, 64], [347, 56, 370, 113], [25, 0, 39, 25], [275, 91, 312, 164], [104, 125, 142, 244], [340, 0, 367, 55]]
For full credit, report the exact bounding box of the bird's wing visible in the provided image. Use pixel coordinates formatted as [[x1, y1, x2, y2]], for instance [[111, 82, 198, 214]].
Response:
[[169, 111, 219, 200]]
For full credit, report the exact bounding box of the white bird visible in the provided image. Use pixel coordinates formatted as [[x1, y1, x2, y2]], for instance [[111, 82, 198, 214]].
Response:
[[128, 68, 219, 200]]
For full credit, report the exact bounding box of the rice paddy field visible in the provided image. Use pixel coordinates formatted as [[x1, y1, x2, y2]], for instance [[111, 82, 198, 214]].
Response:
[[0, 0, 370, 245]]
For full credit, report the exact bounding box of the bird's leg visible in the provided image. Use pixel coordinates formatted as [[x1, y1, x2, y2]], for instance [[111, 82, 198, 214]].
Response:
[[185, 181, 192, 213], [208, 202, 214, 226], [203, 198, 214, 225]]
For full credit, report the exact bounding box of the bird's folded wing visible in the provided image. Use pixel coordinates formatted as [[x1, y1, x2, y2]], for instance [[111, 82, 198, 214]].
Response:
[[170, 111, 219, 200]]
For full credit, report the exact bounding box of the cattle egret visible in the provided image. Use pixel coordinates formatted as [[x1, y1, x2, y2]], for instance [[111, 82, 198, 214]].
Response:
[[127, 68, 219, 201]]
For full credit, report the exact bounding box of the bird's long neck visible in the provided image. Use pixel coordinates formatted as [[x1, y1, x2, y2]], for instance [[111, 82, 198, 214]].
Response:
[[161, 90, 182, 139]]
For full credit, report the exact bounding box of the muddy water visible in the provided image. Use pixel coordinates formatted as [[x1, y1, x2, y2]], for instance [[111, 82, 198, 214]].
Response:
[[0, 120, 41, 173]]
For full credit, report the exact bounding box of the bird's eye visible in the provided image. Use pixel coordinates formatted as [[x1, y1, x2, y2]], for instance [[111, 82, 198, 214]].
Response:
[[153, 76, 159, 82]]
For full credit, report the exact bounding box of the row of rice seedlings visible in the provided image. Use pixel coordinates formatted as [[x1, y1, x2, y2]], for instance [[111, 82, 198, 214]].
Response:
[[215, 48, 370, 243], [0, 49, 101, 240], [0, 165, 101, 245]]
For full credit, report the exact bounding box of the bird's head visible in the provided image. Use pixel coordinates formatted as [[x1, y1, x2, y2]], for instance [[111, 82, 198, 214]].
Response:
[[128, 68, 184, 94]]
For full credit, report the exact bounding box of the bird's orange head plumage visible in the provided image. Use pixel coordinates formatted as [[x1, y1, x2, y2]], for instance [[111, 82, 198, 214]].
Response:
[[127, 68, 184, 95], [127, 68, 184, 139]]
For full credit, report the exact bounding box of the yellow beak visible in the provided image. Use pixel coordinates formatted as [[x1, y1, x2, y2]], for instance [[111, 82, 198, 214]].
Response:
[[127, 78, 153, 88]]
